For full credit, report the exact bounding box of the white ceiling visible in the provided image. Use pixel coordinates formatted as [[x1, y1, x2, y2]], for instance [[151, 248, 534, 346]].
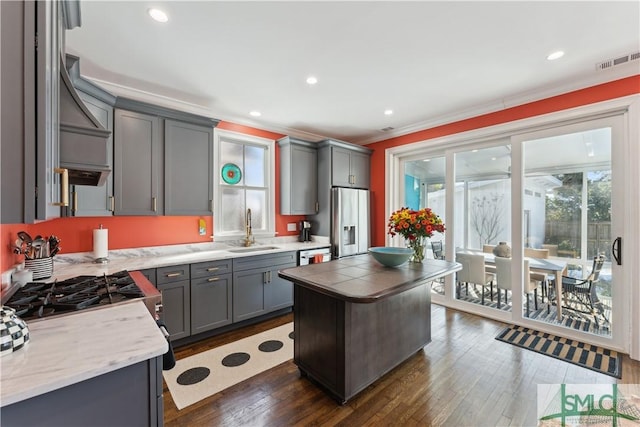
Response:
[[66, 1, 640, 145]]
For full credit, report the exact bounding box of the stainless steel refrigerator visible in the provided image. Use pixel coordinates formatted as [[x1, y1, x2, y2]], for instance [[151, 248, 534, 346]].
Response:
[[331, 187, 370, 258]]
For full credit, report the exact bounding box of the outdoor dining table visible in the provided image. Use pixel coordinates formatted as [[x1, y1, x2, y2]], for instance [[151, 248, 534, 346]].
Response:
[[456, 249, 568, 318]]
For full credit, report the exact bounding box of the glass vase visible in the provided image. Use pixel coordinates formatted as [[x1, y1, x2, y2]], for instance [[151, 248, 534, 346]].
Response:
[[409, 238, 426, 263]]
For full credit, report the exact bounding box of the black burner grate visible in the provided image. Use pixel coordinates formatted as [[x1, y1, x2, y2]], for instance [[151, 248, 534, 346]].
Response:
[[4, 271, 143, 321]]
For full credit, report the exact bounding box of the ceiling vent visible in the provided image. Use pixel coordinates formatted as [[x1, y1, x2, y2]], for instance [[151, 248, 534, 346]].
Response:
[[380, 126, 394, 132], [596, 51, 640, 71]]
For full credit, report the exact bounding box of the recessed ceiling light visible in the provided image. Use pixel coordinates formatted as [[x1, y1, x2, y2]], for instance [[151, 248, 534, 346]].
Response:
[[306, 76, 318, 85], [547, 51, 564, 61], [422, 159, 431, 162], [384, 109, 393, 116], [249, 111, 261, 117], [148, 8, 168, 23]]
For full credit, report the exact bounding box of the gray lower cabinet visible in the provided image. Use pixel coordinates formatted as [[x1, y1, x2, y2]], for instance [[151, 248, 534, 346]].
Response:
[[1, 356, 163, 427], [71, 91, 114, 216], [164, 120, 214, 215], [114, 109, 162, 215], [190, 259, 233, 334], [232, 252, 296, 322], [140, 253, 295, 341], [156, 265, 190, 341]]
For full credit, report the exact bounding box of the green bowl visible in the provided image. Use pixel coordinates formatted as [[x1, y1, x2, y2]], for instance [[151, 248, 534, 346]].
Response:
[[368, 247, 414, 267]]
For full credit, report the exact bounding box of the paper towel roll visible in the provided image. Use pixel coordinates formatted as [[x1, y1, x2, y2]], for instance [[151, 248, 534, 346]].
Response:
[[93, 228, 109, 259]]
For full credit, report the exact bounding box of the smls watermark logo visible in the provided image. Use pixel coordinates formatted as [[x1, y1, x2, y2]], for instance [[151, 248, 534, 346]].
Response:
[[538, 384, 640, 426]]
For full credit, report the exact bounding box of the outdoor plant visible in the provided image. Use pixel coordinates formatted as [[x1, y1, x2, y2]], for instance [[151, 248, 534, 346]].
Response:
[[387, 207, 445, 262]]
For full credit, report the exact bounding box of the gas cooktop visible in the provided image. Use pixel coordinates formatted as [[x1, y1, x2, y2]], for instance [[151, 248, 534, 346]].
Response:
[[4, 271, 145, 322]]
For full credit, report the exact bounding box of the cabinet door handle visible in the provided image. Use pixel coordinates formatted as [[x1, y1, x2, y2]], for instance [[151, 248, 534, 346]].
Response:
[[72, 190, 78, 213], [166, 272, 182, 278], [207, 277, 220, 282], [315, 202, 319, 213], [109, 196, 115, 212], [268, 271, 272, 283], [206, 267, 219, 272], [52, 168, 69, 206], [210, 199, 214, 212], [152, 197, 157, 212], [263, 272, 267, 284]]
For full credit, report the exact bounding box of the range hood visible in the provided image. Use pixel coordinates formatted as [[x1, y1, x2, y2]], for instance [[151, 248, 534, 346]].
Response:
[[59, 56, 112, 186]]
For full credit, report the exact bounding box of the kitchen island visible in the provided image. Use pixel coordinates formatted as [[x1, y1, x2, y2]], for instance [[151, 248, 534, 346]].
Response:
[[278, 255, 461, 403]]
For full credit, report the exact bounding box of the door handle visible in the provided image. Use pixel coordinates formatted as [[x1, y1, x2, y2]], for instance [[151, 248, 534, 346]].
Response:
[[52, 168, 69, 206], [612, 237, 622, 265]]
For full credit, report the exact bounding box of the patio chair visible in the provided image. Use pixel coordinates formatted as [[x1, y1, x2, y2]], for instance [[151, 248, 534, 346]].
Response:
[[541, 244, 558, 257], [525, 247, 550, 302], [495, 257, 542, 316], [456, 253, 495, 304], [561, 255, 607, 327], [431, 241, 444, 260]]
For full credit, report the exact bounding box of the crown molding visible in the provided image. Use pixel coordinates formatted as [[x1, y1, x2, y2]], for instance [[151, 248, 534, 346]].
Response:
[[355, 62, 640, 146], [83, 62, 639, 146]]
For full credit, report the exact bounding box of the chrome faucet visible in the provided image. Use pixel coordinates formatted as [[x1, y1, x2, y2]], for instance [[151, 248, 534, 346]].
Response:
[[245, 208, 254, 247]]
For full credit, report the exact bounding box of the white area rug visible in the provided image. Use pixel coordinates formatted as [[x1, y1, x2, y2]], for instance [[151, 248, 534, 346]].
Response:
[[163, 322, 293, 410]]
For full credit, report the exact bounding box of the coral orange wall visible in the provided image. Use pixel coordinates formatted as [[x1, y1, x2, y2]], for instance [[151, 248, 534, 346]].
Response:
[[367, 75, 640, 247], [1, 121, 306, 273]]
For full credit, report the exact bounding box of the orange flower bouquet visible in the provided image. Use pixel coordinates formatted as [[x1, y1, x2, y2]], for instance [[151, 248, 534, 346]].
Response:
[[387, 207, 445, 262]]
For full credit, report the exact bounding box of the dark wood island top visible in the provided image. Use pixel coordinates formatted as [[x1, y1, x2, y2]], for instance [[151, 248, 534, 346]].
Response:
[[278, 254, 462, 403], [279, 254, 462, 303]]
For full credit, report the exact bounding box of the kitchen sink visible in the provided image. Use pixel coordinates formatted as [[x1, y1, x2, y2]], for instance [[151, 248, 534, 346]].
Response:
[[227, 246, 280, 253]]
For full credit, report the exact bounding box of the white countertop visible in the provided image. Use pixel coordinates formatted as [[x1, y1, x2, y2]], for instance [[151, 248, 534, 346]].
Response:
[[46, 237, 331, 283], [0, 301, 167, 407], [0, 237, 330, 406]]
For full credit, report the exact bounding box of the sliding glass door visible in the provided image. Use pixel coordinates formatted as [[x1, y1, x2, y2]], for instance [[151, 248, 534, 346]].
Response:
[[453, 145, 511, 310], [515, 116, 624, 343], [403, 156, 446, 295], [392, 112, 628, 351]]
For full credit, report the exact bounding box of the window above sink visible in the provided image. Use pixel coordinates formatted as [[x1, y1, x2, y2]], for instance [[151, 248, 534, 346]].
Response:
[[213, 129, 276, 241]]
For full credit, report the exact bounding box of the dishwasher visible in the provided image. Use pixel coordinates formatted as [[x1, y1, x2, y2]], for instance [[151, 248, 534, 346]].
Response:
[[298, 247, 331, 265]]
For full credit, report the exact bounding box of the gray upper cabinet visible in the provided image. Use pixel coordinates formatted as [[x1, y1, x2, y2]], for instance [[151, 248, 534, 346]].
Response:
[[315, 139, 372, 236], [164, 120, 214, 215], [113, 109, 162, 215], [71, 92, 114, 216], [1, 1, 62, 224], [326, 144, 371, 189], [277, 136, 318, 215]]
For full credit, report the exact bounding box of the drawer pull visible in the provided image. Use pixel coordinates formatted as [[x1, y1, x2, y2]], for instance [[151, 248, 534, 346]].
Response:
[[206, 267, 219, 272], [207, 277, 220, 282], [166, 272, 182, 278]]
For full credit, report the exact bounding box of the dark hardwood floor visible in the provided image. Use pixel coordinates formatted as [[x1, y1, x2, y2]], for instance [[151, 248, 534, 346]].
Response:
[[163, 305, 639, 426]]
